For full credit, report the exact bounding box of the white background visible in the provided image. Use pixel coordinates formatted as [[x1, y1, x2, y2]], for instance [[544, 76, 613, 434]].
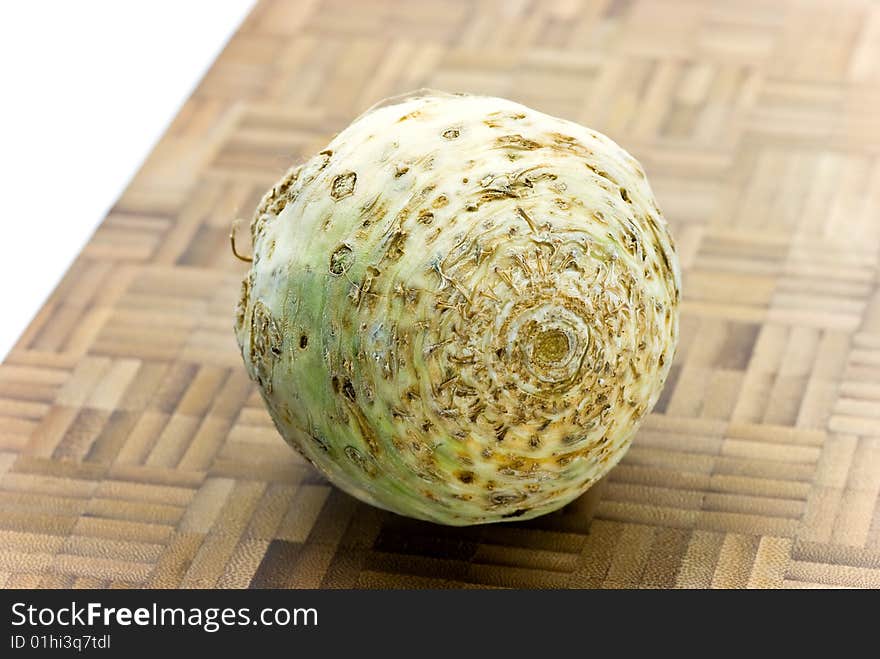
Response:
[[0, 0, 255, 359]]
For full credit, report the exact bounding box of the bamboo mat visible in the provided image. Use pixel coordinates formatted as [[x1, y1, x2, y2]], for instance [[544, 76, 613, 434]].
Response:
[[3, 0, 880, 589]]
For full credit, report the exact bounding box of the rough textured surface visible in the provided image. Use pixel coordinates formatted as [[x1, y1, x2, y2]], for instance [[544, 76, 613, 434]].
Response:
[[1, 0, 880, 587], [235, 91, 680, 525]]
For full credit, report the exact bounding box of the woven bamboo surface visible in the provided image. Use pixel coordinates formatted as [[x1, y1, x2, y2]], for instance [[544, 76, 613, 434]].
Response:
[[2, 0, 880, 589]]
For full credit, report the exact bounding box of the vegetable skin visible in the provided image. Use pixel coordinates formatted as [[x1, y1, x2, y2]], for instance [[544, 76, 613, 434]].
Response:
[[234, 90, 680, 525]]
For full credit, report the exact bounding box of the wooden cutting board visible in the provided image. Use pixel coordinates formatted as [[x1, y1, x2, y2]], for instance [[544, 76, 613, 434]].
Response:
[[3, 0, 879, 589]]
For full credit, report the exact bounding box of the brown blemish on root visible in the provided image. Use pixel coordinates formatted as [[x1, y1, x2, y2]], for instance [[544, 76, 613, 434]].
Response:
[[307, 432, 329, 452], [248, 300, 282, 393], [235, 277, 250, 332], [350, 266, 381, 308], [345, 399, 380, 455], [516, 207, 538, 233], [585, 163, 618, 186], [344, 445, 376, 476], [331, 171, 357, 200], [502, 508, 527, 518], [645, 215, 674, 281], [360, 195, 388, 228], [254, 163, 303, 229], [380, 231, 409, 263], [484, 112, 526, 128], [341, 378, 356, 402], [490, 491, 527, 507], [329, 244, 354, 275], [496, 134, 542, 150]]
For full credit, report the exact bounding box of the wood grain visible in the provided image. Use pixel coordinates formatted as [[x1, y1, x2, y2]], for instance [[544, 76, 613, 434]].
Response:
[[2, 0, 879, 589]]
